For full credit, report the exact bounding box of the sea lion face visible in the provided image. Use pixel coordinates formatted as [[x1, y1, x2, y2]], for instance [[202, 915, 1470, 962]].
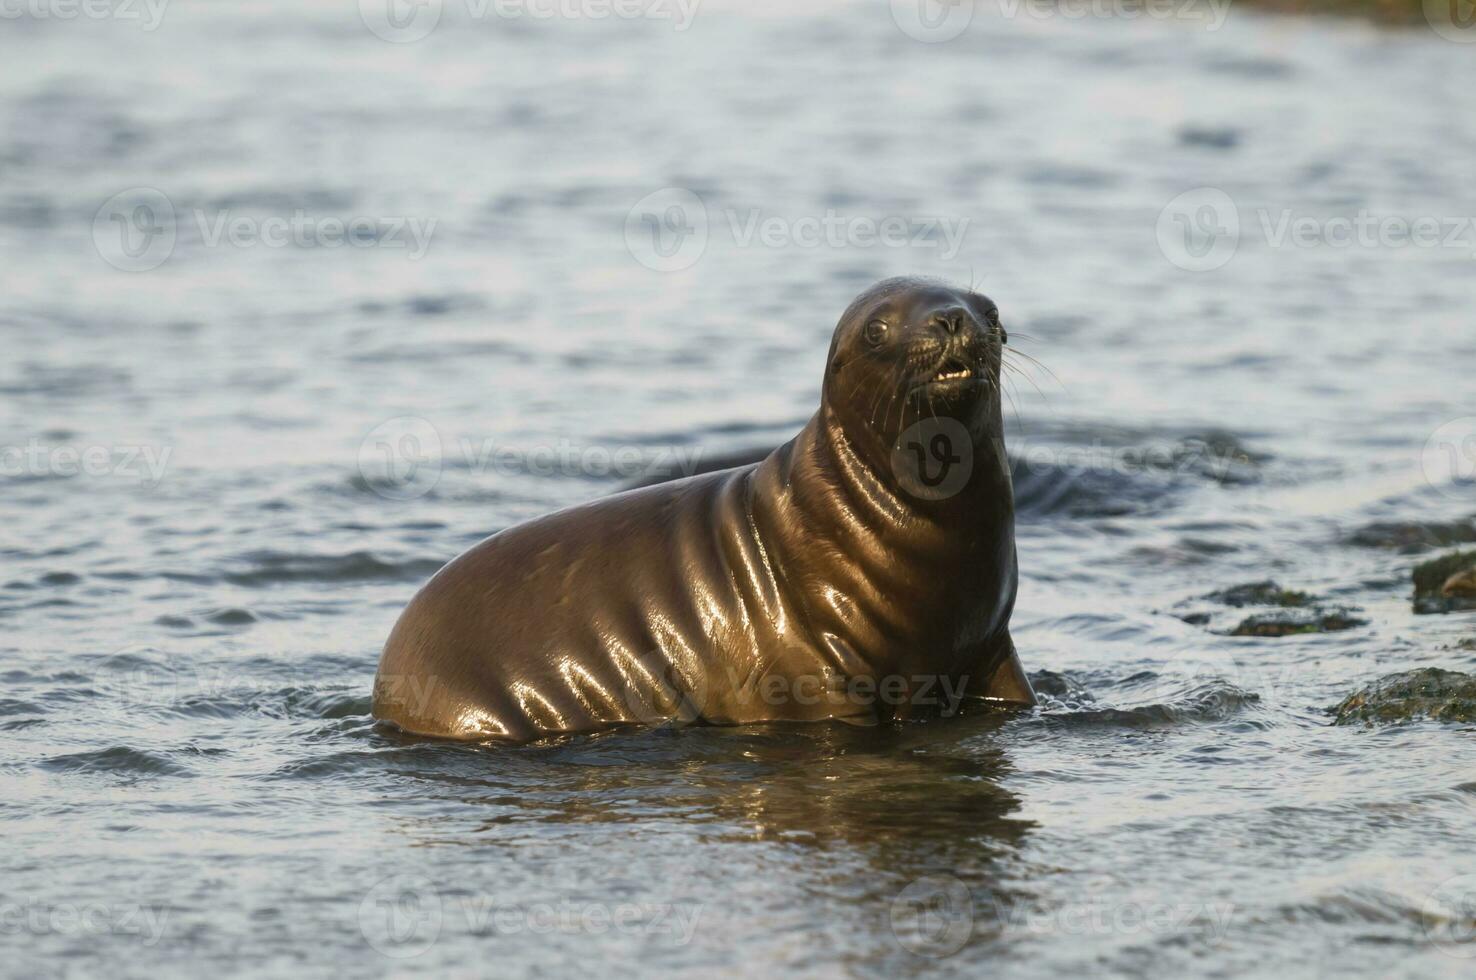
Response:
[[825, 278, 1006, 458]]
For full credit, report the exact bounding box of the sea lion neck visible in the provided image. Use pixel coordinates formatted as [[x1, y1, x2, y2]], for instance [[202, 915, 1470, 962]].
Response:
[[752, 404, 1010, 563], [742, 407, 1016, 679], [816, 400, 917, 531], [819, 392, 1013, 530]]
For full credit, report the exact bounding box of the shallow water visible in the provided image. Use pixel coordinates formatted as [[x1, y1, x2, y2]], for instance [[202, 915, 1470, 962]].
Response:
[[3, 1, 1476, 975]]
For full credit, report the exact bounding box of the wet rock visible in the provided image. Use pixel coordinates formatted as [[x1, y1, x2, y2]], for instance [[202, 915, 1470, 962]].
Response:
[[1332, 668, 1476, 726], [1347, 518, 1476, 554], [1413, 550, 1476, 615], [1202, 581, 1312, 609], [1177, 580, 1365, 637], [1229, 607, 1367, 637], [1171, 431, 1267, 486]]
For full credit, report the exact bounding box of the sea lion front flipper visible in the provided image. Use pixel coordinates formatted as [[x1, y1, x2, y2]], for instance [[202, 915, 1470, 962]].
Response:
[[980, 639, 1036, 707]]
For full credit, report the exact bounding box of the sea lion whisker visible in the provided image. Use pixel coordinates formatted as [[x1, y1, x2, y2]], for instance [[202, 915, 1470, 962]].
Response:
[[1001, 359, 1053, 404], [866, 381, 886, 425], [842, 347, 901, 409], [1001, 353, 1050, 385], [880, 361, 911, 430], [841, 371, 873, 409], [864, 358, 900, 419], [878, 360, 907, 430], [1002, 348, 1063, 389], [999, 356, 1052, 397], [1001, 374, 1026, 433], [834, 347, 897, 404]]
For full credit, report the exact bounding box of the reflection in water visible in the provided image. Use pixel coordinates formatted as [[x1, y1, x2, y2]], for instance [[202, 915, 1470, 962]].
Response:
[[376, 713, 1034, 963], [394, 714, 1029, 849]]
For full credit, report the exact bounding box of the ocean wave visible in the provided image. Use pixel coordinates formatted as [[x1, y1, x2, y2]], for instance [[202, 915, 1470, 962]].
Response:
[[1030, 681, 1263, 728], [40, 746, 190, 777], [220, 550, 444, 587]]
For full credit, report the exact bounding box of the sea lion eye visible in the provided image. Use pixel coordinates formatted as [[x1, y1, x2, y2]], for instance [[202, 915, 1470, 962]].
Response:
[[863, 319, 889, 346], [987, 309, 1007, 343]]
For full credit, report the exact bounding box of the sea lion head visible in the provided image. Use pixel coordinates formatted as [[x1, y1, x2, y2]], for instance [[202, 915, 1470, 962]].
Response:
[[823, 277, 1008, 482]]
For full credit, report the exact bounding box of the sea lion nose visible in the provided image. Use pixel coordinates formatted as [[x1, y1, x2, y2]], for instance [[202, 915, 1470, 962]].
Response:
[[928, 308, 970, 336]]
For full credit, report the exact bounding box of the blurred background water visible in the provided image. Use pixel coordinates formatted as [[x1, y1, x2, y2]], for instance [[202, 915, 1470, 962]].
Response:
[[2, 0, 1475, 975]]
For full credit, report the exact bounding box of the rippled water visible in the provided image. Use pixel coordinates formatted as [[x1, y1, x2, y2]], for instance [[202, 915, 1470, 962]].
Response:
[[3, 1, 1475, 975]]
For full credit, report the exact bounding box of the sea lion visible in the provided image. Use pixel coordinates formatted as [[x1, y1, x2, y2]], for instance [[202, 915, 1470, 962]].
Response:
[[372, 277, 1034, 741]]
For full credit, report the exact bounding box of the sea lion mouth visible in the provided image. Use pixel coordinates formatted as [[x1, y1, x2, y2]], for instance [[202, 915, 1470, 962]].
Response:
[[927, 356, 979, 385]]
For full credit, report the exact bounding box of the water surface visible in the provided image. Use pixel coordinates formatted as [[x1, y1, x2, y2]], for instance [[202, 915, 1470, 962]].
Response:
[[3, 1, 1475, 975]]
